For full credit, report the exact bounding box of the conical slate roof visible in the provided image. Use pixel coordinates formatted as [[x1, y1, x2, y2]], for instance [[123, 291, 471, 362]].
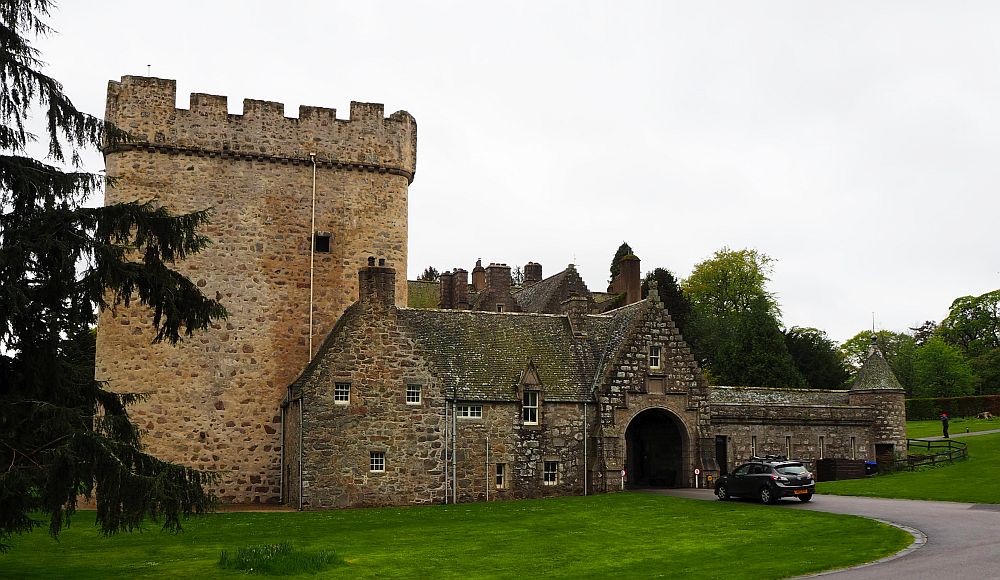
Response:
[[850, 339, 904, 391]]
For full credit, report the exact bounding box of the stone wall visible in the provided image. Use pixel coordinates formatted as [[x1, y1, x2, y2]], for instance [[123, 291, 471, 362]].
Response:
[[95, 76, 415, 503]]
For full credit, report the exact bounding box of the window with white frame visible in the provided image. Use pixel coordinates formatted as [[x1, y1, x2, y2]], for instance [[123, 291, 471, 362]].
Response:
[[850, 436, 857, 460], [819, 436, 825, 459], [334, 382, 350, 404], [457, 405, 482, 418], [648, 345, 661, 369], [543, 461, 558, 485], [495, 463, 507, 489], [750, 435, 757, 457], [406, 384, 421, 405], [370, 451, 385, 472], [785, 435, 792, 458], [522, 391, 539, 425]]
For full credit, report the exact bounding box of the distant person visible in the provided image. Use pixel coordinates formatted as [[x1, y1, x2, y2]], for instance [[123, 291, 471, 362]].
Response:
[[940, 412, 950, 438]]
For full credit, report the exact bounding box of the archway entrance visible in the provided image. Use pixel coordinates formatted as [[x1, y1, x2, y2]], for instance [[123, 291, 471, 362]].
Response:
[[625, 408, 685, 488]]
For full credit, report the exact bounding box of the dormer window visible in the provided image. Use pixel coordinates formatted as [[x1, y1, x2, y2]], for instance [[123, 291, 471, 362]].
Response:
[[522, 390, 539, 425], [648, 345, 661, 369]]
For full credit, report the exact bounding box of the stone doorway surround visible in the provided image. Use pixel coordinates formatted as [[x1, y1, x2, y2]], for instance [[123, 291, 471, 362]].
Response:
[[623, 407, 693, 488]]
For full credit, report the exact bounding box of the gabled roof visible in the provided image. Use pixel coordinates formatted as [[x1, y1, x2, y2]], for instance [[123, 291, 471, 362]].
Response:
[[513, 264, 594, 314], [850, 340, 904, 392], [397, 309, 603, 401]]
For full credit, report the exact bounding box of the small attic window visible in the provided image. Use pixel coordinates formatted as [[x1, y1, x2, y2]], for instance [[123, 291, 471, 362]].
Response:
[[313, 232, 332, 253], [496, 304, 504, 313]]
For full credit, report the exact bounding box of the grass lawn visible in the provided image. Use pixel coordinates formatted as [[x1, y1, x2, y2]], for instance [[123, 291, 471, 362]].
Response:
[[906, 417, 1000, 439], [0, 493, 909, 579], [818, 431, 1000, 503]]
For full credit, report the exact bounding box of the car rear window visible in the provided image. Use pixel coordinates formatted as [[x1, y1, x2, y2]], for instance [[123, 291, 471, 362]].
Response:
[[775, 464, 808, 475]]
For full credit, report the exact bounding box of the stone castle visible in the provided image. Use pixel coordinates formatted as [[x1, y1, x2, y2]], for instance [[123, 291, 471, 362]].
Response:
[[96, 77, 906, 507]]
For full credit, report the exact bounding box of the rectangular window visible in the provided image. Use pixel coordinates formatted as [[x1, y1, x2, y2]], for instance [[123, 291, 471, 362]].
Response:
[[750, 435, 757, 458], [496, 304, 504, 312], [851, 436, 857, 460], [370, 451, 385, 472], [406, 384, 421, 405], [819, 436, 825, 459], [649, 345, 661, 369], [334, 382, 350, 405], [522, 391, 539, 425], [495, 463, 507, 489], [543, 461, 558, 485], [457, 405, 482, 419], [313, 232, 332, 253], [785, 435, 792, 459]]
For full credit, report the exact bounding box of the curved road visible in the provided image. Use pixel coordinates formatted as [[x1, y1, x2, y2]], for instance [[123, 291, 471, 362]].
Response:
[[656, 489, 1000, 579]]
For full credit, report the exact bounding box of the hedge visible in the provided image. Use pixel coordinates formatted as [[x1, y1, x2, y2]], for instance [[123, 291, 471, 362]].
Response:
[[905, 395, 1000, 419]]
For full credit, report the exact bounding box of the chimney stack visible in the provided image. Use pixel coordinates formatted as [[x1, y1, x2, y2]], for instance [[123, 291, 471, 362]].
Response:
[[621, 255, 641, 305], [485, 263, 512, 292], [453, 268, 469, 309], [358, 257, 395, 309], [439, 270, 454, 309], [472, 259, 486, 292], [524, 262, 543, 287]]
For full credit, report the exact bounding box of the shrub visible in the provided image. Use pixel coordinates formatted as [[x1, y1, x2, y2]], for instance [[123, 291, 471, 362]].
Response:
[[218, 543, 341, 575]]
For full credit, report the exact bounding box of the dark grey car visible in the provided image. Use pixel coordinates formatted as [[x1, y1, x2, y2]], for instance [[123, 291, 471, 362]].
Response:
[[715, 458, 815, 504]]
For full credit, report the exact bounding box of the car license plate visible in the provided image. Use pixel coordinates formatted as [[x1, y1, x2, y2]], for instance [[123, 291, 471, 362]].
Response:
[[793, 489, 808, 495]]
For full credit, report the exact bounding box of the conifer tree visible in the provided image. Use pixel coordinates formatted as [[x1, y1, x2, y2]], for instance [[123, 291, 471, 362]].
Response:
[[0, 0, 226, 550]]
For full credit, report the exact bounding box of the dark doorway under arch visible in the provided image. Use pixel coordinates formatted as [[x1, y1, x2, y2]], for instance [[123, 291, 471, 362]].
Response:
[[625, 409, 684, 488]]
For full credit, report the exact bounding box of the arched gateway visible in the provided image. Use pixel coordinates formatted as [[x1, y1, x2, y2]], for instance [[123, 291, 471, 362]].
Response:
[[624, 408, 689, 488]]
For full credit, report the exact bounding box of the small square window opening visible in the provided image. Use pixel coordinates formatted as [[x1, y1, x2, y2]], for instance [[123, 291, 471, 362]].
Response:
[[334, 382, 350, 404], [543, 461, 558, 485], [314, 232, 332, 253], [406, 384, 421, 405], [370, 451, 385, 472]]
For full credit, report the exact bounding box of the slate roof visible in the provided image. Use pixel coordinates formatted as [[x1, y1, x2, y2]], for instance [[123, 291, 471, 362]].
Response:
[[407, 280, 440, 309], [851, 341, 905, 391], [513, 264, 594, 314], [397, 308, 605, 401]]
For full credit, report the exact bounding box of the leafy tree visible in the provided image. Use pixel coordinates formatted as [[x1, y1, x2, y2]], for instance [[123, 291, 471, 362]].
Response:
[[0, 0, 225, 551], [681, 248, 801, 387], [642, 268, 691, 336], [608, 241, 633, 283], [783, 327, 850, 388], [840, 330, 916, 392], [510, 265, 524, 287], [912, 337, 976, 398], [938, 290, 1000, 355], [909, 320, 938, 347], [711, 297, 805, 388], [418, 266, 440, 281], [682, 247, 778, 318]]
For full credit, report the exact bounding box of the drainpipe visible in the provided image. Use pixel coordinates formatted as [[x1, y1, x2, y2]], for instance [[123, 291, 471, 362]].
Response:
[[308, 152, 317, 361], [452, 385, 458, 503], [298, 398, 304, 510], [485, 435, 490, 502], [279, 398, 285, 505]]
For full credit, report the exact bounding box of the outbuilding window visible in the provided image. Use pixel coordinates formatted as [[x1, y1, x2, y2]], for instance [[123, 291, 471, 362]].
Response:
[[522, 391, 539, 425], [406, 384, 421, 405], [457, 405, 482, 418], [370, 451, 385, 472], [334, 382, 350, 404], [543, 461, 558, 485], [495, 463, 507, 489]]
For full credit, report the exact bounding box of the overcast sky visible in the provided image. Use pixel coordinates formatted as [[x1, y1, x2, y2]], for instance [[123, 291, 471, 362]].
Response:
[[35, 1, 1000, 343]]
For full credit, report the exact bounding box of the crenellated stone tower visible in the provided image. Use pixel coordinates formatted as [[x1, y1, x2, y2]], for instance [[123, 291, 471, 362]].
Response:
[[95, 76, 416, 503]]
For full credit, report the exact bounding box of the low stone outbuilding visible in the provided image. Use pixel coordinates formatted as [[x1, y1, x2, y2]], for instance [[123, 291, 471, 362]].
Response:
[[282, 262, 905, 509]]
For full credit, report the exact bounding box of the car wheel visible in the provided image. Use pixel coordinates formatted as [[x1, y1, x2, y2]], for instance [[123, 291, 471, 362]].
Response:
[[759, 486, 776, 504], [798, 493, 813, 502], [716, 484, 730, 501]]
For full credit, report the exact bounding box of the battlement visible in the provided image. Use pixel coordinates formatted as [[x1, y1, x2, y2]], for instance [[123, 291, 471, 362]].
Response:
[[105, 76, 416, 180]]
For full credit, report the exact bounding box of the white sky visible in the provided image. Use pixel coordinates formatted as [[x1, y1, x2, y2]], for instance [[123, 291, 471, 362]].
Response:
[[35, 1, 1000, 343]]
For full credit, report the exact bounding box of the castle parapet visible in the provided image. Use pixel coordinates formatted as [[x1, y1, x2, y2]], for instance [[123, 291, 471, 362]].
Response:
[[105, 76, 417, 181]]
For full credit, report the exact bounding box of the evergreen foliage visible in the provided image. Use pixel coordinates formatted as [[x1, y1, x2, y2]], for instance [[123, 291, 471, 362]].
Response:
[[642, 267, 691, 336], [418, 266, 439, 281], [783, 326, 850, 388], [608, 241, 632, 283], [0, 0, 225, 551]]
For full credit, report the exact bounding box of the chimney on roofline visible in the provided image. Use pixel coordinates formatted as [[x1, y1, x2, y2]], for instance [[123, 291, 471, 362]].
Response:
[[359, 256, 395, 308], [524, 262, 542, 287]]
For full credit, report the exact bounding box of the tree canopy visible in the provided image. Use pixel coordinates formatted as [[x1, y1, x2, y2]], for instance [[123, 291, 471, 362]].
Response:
[[418, 266, 440, 281], [0, 0, 225, 550], [681, 247, 802, 388], [642, 267, 691, 336], [840, 330, 916, 392], [783, 326, 850, 388], [608, 241, 633, 283], [912, 336, 976, 398]]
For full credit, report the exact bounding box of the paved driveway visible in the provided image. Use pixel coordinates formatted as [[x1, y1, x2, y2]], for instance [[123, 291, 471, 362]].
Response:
[[655, 489, 1000, 579]]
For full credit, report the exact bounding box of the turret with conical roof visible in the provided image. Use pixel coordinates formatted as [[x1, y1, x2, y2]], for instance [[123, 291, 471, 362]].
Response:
[[849, 336, 907, 463]]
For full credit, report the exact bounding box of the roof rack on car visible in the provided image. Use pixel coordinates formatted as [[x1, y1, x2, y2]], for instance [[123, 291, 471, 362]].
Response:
[[750, 455, 787, 461]]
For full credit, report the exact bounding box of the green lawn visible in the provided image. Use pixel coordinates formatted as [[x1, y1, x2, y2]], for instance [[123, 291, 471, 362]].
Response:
[[0, 493, 909, 579], [906, 417, 1000, 439], [818, 431, 1000, 503]]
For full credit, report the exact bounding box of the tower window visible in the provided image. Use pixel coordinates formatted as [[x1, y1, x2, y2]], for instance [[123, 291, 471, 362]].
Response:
[[313, 232, 332, 253]]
